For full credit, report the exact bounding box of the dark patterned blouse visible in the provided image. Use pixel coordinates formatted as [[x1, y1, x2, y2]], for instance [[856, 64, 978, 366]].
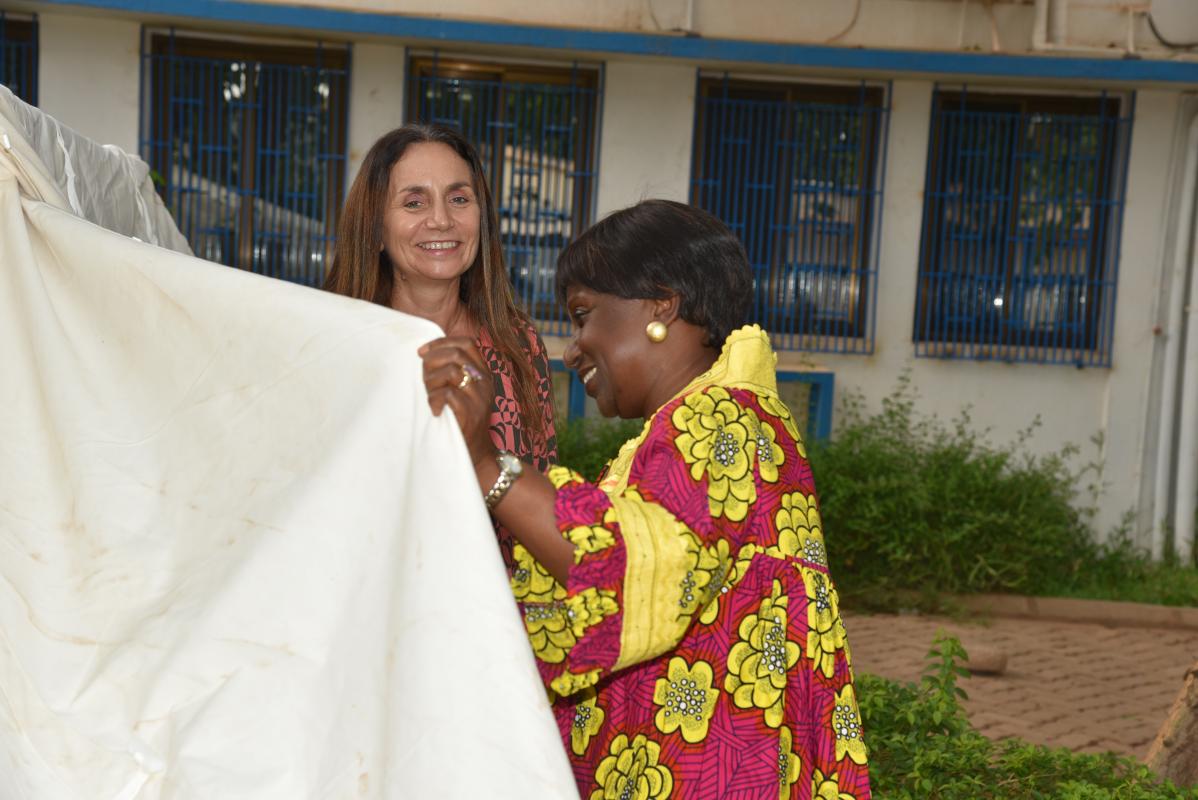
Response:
[[475, 321, 558, 570]]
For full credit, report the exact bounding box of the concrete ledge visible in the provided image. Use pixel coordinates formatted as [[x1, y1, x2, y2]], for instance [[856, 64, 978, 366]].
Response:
[[957, 594, 1198, 632]]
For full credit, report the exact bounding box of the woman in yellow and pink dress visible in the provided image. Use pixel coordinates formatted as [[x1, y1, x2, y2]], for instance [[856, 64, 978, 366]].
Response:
[[421, 199, 871, 800]]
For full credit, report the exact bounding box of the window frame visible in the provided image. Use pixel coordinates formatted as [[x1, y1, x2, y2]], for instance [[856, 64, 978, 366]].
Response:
[[690, 75, 888, 354], [914, 87, 1130, 366], [141, 30, 350, 284], [0, 11, 38, 106]]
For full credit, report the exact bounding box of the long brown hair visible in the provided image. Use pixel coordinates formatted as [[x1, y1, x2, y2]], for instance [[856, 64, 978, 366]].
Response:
[[325, 123, 546, 443]]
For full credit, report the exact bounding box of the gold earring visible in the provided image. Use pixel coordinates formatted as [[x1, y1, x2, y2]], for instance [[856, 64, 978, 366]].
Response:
[[645, 321, 668, 343]]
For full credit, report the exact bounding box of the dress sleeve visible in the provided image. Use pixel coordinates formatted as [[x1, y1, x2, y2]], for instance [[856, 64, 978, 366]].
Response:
[[514, 419, 747, 698]]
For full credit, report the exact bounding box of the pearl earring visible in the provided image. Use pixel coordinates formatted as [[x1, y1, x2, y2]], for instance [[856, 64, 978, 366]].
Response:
[[645, 321, 668, 343]]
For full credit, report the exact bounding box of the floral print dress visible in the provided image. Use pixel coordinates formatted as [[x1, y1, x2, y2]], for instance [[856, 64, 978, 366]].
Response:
[[511, 325, 871, 800]]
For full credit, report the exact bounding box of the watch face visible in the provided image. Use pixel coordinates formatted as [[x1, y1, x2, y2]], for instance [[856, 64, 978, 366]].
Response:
[[497, 451, 523, 475]]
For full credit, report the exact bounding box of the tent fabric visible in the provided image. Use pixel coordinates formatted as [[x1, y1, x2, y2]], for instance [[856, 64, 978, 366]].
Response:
[[0, 86, 192, 255], [0, 92, 577, 798]]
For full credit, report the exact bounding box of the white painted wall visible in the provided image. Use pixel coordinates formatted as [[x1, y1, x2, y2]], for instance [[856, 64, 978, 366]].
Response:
[[246, 0, 1183, 58], [37, 12, 140, 155], [594, 60, 695, 218], [345, 41, 407, 186], [1090, 91, 1179, 538]]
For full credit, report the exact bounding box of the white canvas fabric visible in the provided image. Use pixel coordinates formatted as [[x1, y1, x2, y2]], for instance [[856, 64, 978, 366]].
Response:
[[0, 93, 577, 798]]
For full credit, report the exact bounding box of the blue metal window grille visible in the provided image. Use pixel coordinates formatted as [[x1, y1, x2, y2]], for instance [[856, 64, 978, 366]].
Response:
[[140, 32, 349, 286], [692, 78, 888, 354], [550, 358, 834, 440], [0, 11, 38, 105], [914, 89, 1132, 366], [408, 56, 600, 335]]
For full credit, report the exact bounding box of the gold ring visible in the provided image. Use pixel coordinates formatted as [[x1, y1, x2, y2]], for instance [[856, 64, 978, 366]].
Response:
[[456, 363, 483, 390]]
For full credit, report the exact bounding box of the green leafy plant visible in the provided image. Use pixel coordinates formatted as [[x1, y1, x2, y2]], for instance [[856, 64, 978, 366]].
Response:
[[807, 374, 1198, 609], [555, 417, 644, 481], [858, 633, 1198, 799]]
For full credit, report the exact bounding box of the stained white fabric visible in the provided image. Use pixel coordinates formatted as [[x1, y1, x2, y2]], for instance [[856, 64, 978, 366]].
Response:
[[0, 92, 577, 798]]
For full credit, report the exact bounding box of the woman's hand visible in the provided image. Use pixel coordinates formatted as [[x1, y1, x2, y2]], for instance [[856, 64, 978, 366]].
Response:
[[418, 337, 495, 467]]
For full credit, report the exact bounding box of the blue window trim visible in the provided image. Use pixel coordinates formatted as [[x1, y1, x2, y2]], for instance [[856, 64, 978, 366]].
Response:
[[778, 370, 835, 442], [33, 0, 1198, 85], [549, 359, 588, 421]]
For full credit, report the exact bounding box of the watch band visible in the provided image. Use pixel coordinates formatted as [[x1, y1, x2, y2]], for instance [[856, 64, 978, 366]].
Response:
[[484, 470, 514, 510], [484, 451, 522, 510]]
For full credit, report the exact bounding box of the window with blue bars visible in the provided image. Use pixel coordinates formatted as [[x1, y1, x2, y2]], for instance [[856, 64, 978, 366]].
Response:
[[692, 78, 888, 354], [0, 11, 38, 105], [915, 89, 1132, 366], [140, 32, 349, 286], [407, 56, 600, 336]]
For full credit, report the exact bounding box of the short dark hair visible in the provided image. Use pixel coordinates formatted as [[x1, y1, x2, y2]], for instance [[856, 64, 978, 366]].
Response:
[[556, 199, 752, 348]]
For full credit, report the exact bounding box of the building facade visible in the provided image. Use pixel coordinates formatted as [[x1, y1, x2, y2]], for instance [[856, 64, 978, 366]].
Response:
[[2, 0, 1197, 558]]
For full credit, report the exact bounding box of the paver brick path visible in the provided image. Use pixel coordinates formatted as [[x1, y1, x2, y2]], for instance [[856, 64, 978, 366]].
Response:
[[844, 611, 1198, 758]]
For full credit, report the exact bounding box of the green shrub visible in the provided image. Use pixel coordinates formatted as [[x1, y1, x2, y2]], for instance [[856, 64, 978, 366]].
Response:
[[808, 374, 1099, 605], [1050, 533, 1198, 606], [859, 633, 1198, 799], [555, 417, 644, 481], [807, 374, 1198, 609]]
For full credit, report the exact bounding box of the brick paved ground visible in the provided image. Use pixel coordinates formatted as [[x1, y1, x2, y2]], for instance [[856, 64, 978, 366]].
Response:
[[844, 611, 1198, 758]]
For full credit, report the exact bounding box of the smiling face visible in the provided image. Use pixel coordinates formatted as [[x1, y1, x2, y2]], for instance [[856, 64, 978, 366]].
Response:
[[381, 141, 481, 288], [564, 285, 661, 419]]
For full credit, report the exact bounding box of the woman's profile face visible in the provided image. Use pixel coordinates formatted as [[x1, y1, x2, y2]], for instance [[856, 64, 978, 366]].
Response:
[[381, 142, 481, 290], [564, 285, 661, 419]]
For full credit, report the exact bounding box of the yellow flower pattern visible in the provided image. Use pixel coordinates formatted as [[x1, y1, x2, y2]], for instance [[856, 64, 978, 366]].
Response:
[[699, 541, 759, 625], [551, 667, 603, 698], [570, 688, 606, 756], [744, 407, 785, 484], [677, 531, 720, 620], [769, 492, 826, 566], [652, 656, 720, 743], [591, 734, 674, 800], [833, 685, 868, 765], [565, 512, 617, 563], [511, 543, 564, 604], [802, 565, 848, 679], [777, 725, 802, 799], [547, 465, 584, 489], [758, 393, 806, 458], [523, 585, 617, 664], [813, 769, 858, 800], [672, 387, 756, 521], [725, 579, 801, 728]]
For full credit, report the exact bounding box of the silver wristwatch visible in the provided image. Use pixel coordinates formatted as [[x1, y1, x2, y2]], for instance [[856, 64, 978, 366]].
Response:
[[484, 450, 524, 510]]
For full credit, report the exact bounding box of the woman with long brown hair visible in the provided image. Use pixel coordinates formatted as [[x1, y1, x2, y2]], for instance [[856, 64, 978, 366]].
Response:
[[326, 123, 557, 567]]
